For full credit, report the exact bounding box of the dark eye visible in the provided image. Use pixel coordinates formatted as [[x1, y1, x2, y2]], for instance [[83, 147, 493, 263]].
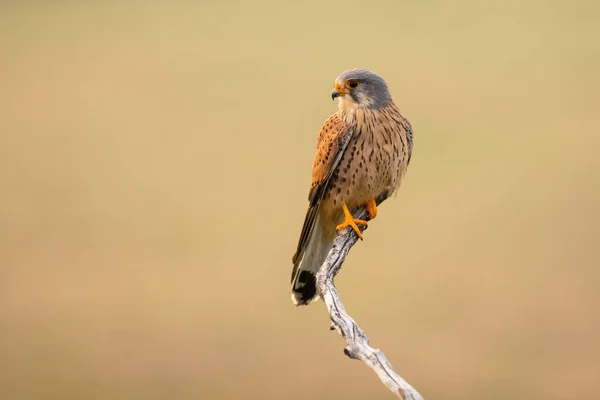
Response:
[[345, 80, 360, 90]]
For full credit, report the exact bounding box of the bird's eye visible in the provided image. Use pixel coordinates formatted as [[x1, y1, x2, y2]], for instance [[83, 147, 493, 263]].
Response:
[[345, 80, 360, 90]]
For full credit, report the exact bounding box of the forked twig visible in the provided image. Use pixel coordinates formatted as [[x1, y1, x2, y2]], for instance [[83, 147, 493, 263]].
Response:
[[315, 205, 424, 400]]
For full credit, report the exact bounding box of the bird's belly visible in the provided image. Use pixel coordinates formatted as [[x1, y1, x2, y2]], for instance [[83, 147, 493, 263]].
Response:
[[324, 135, 403, 222]]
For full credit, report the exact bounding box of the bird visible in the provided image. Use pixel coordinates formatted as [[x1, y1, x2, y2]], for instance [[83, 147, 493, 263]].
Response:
[[290, 68, 413, 306]]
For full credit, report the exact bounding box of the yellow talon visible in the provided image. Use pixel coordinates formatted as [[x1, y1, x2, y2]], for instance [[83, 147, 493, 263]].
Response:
[[336, 203, 368, 240], [366, 197, 377, 220]]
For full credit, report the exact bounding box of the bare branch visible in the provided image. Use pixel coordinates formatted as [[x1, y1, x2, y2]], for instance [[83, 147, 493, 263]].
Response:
[[315, 205, 424, 400]]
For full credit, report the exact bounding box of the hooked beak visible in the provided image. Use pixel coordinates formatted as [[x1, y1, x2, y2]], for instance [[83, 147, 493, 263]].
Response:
[[331, 83, 347, 100], [331, 89, 344, 100]]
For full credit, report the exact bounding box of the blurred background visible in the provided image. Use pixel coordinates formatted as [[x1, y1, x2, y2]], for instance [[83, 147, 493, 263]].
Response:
[[1, 1, 599, 399]]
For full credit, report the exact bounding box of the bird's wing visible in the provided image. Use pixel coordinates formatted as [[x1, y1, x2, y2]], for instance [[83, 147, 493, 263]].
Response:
[[292, 114, 353, 267]]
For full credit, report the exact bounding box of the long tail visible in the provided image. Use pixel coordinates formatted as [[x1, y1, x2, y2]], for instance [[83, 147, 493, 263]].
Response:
[[291, 215, 334, 306]]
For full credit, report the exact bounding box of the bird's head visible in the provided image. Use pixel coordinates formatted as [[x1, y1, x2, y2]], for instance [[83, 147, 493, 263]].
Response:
[[331, 68, 392, 111]]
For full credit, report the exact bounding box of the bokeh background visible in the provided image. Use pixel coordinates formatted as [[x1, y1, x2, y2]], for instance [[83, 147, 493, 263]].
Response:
[[1, 1, 599, 399]]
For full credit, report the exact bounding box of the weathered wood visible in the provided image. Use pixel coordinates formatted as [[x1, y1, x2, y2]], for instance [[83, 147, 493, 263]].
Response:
[[315, 206, 424, 400]]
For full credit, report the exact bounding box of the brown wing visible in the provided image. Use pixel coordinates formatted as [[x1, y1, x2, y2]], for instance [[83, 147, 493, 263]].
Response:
[[291, 114, 353, 270]]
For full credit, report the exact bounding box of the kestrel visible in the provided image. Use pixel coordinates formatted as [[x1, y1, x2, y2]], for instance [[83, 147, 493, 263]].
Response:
[[291, 69, 413, 306]]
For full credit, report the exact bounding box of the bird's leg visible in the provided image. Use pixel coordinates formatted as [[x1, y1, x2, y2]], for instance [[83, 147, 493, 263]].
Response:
[[336, 203, 368, 240], [366, 197, 377, 220]]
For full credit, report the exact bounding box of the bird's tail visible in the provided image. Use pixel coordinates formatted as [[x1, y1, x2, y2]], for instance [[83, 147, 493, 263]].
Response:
[[291, 215, 334, 306]]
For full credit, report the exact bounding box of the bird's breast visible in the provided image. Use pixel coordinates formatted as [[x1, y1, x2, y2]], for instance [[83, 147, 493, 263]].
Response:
[[325, 105, 410, 216]]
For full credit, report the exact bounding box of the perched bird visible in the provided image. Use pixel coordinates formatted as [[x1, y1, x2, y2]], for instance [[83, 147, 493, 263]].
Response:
[[291, 68, 413, 306]]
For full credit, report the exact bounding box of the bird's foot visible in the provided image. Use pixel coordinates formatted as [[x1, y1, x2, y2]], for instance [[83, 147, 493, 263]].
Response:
[[336, 203, 368, 240], [366, 197, 377, 220]]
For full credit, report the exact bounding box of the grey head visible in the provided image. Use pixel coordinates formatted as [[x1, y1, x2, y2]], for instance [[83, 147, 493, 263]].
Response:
[[331, 68, 392, 110]]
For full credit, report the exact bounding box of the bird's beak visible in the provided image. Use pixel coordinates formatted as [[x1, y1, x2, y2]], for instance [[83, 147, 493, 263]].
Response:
[[331, 83, 347, 100]]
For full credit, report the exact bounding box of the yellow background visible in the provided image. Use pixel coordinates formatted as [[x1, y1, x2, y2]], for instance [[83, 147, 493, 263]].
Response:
[[1, 1, 599, 399]]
